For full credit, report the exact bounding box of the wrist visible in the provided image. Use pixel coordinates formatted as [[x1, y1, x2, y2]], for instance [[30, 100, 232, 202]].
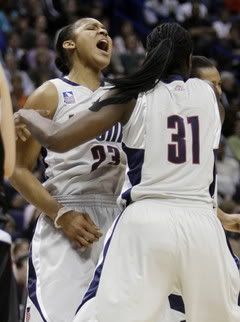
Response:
[[54, 206, 73, 229]]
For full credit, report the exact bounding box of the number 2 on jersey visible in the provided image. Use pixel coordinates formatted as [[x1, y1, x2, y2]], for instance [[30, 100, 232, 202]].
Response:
[[91, 145, 120, 171], [168, 115, 199, 164]]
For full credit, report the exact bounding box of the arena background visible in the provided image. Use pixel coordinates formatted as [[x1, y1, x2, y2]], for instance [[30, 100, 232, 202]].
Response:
[[0, 0, 240, 319]]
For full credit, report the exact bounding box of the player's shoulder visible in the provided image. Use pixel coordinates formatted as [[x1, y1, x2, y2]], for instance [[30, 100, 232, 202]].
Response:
[[186, 78, 216, 98], [24, 80, 58, 112]]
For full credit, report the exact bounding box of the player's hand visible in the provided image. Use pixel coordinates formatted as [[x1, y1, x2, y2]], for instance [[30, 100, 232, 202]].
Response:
[[58, 211, 103, 249], [221, 213, 240, 233], [14, 109, 50, 141]]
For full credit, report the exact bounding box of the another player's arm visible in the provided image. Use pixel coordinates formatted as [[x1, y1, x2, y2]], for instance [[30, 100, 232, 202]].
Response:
[[217, 207, 240, 233], [15, 90, 136, 152], [0, 64, 16, 178]]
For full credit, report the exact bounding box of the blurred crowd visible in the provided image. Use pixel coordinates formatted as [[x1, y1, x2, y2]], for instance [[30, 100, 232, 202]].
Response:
[[0, 0, 240, 313]]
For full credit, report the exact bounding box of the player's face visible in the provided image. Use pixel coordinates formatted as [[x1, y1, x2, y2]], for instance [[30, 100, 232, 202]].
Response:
[[72, 18, 112, 70], [198, 67, 222, 96]]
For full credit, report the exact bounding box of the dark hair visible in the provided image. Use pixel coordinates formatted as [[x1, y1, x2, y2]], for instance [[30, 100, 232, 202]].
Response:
[[54, 24, 75, 75], [191, 56, 216, 78], [94, 23, 193, 109]]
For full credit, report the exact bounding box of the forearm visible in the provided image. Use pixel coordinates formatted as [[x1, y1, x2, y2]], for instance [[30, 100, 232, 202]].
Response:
[[23, 114, 60, 149], [217, 207, 225, 223], [10, 167, 62, 221]]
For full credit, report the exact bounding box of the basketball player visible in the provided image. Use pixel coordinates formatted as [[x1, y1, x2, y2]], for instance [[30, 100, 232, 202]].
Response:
[[15, 23, 240, 322], [9, 18, 126, 322], [0, 64, 19, 321]]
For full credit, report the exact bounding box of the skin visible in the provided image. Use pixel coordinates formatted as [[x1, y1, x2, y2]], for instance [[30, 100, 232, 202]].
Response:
[[195, 66, 225, 123], [10, 18, 113, 248], [0, 64, 16, 178]]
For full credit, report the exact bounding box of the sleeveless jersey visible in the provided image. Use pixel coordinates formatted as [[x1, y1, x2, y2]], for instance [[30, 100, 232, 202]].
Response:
[[120, 76, 221, 207], [43, 78, 125, 196]]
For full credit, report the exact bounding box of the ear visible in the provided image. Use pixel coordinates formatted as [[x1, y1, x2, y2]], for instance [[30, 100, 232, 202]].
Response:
[[63, 40, 76, 49]]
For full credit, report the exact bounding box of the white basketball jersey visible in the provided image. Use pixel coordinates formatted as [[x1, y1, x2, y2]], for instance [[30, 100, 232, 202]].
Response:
[[120, 76, 221, 207], [43, 78, 125, 196]]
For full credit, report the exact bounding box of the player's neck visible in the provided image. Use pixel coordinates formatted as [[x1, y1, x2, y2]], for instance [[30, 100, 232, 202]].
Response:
[[68, 64, 101, 91]]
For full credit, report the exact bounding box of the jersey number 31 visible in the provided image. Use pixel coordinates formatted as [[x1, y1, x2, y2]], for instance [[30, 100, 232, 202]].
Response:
[[168, 115, 199, 164]]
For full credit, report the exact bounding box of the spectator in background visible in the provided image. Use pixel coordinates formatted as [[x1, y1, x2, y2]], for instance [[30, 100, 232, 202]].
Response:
[[4, 52, 35, 97], [216, 137, 240, 199], [12, 238, 29, 315], [120, 33, 145, 73], [6, 32, 25, 63], [227, 119, 240, 162], [26, 32, 56, 70], [29, 48, 58, 87], [143, 0, 179, 26], [34, 14, 48, 33], [212, 8, 232, 40], [221, 71, 240, 106], [15, 14, 36, 50], [176, 0, 208, 23], [113, 20, 145, 54], [11, 73, 28, 110]]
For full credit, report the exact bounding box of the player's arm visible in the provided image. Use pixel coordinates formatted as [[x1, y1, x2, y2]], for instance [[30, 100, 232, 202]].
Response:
[[217, 207, 240, 233], [0, 64, 16, 178], [10, 83, 103, 246], [15, 90, 136, 152], [9, 82, 63, 219]]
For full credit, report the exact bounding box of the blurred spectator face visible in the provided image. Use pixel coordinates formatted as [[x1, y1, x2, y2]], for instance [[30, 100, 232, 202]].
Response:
[[18, 16, 29, 31], [5, 52, 17, 71], [66, 0, 77, 14], [12, 74, 23, 94], [125, 34, 138, 52], [90, 0, 104, 19], [35, 48, 50, 66], [35, 15, 47, 32], [221, 72, 235, 91], [121, 21, 134, 36], [192, 2, 200, 17], [36, 33, 49, 48], [198, 66, 222, 96], [8, 33, 21, 50]]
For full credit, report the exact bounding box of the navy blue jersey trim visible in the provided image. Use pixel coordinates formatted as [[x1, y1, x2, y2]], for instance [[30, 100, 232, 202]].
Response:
[[28, 244, 47, 322], [60, 77, 81, 86], [121, 143, 145, 206]]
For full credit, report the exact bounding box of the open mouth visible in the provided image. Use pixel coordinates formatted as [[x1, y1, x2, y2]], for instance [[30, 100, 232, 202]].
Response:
[[96, 39, 109, 52]]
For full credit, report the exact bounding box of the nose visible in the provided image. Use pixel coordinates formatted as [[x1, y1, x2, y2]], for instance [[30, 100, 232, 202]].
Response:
[[99, 28, 108, 37]]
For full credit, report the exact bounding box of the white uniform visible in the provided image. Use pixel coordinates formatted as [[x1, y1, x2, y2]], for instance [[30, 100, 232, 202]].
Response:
[[25, 78, 125, 322], [75, 77, 240, 322]]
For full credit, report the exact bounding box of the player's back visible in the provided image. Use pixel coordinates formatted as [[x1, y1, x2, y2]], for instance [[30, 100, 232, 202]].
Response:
[[120, 76, 221, 206]]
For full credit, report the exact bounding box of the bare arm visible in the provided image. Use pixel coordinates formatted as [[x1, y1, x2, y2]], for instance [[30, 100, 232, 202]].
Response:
[[217, 207, 240, 233], [10, 82, 103, 246], [9, 82, 62, 219], [0, 64, 16, 178], [16, 91, 136, 152]]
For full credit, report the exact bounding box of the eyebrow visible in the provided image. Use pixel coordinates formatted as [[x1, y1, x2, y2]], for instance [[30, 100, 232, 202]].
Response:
[[85, 22, 106, 29]]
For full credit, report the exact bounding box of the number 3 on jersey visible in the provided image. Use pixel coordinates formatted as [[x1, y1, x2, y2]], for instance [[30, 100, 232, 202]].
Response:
[[168, 115, 199, 164], [91, 145, 120, 171]]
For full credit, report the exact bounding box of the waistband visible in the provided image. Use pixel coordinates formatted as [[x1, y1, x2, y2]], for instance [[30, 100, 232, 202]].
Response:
[[52, 194, 118, 208]]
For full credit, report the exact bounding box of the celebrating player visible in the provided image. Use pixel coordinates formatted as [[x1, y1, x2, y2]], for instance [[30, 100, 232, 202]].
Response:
[[15, 23, 240, 322], [10, 18, 125, 322]]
